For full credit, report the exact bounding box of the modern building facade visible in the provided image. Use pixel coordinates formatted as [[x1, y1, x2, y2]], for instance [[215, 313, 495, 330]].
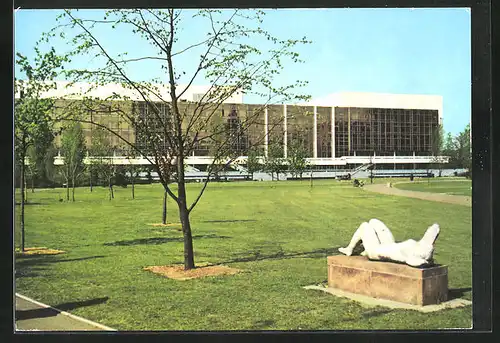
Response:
[[24, 82, 447, 170]]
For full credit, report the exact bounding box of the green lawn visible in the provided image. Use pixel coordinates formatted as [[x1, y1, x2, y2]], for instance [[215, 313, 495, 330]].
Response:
[[15, 180, 472, 330], [394, 179, 472, 196]]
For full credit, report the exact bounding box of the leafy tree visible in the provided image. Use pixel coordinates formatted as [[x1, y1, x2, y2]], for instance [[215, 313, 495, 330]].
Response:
[[443, 132, 458, 168], [26, 146, 39, 194], [246, 148, 262, 180], [264, 142, 286, 181], [430, 124, 445, 177], [49, 9, 310, 270], [455, 124, 472, 176], [287, 141, 308, 179], [15, 49, 65, 251], [427, 123, 445, 181], [25, 123, 56, 191], [442, 124, 471, 174], [60, 123, 87, 201], [39, 143, 59, 187]]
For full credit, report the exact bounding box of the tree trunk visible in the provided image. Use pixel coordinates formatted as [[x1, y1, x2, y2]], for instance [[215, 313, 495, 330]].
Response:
[[72, 178, 76, 202], [108, 174, 114, 200], [20, 156, 26, 252], [162, 190, 167, 225], [131, 176, 135, 199], [24, 177, 28, 203], [177, 160, 195, 270], [90, 170, 93, 192], [31, 173, 35, 193], [178, 194, 195, 270], [66, 180, 70, 201], [111, 168, 115, 199]]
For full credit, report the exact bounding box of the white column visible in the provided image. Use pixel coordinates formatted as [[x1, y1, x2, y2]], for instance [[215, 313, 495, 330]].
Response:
[[264, 107, 269, 158], [283, 104, 287, 158], [331, 107, 335, 158], [313, 106, 318, 158]]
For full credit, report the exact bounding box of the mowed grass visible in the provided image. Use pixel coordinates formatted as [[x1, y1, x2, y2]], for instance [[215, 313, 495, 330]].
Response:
[[394, 179, 472, 196], [14, 180, 472, 330]]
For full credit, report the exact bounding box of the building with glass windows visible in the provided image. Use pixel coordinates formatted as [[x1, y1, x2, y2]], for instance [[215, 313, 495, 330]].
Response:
[[25, 82, 447, 170]]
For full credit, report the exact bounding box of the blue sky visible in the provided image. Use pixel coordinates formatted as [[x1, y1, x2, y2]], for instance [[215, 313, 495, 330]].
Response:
[[14, 8, 471, 135]]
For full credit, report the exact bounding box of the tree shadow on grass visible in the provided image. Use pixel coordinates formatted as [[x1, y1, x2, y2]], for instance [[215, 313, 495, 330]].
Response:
[[16, 255, 106, 268], [218, 246, 341, 264], [16, 297, 109, 321], [15, 270, 45, 279], [448, 287, 472, 300], [15, 202, 44, 206], [103, 234, 231, 247]]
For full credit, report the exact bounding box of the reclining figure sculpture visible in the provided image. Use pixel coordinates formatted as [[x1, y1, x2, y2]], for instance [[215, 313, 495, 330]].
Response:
[[338, 219, 440, 268]]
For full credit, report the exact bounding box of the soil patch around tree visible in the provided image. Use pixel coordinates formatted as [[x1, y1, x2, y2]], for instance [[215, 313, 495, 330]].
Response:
[[143, 263, 242, 280], [15, 247, 65, 256]]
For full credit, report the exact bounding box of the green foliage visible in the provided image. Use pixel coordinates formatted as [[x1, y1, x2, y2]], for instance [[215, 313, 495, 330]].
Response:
[[25, 127, 57, 188], [60, 123, 87, 200], [90, 126, 115, 186], [15, 48, 66, 160], [429, 124, 445, 175], [431, 124, 444, 156], [287, 142, 309, 179], [263, 142, 286, 180], [15, 48, 66, 250], [246, 148, 262, 178], [456, 124, 472, 173], [442, 124, 471, 172]]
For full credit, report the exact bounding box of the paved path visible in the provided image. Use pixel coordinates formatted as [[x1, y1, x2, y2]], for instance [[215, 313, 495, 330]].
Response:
[[15, 294, 116, 332], [364, 182, 472, 207]]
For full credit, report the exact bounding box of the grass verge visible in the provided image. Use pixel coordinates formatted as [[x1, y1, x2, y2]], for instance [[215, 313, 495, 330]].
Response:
[[15, 180, 472, 330]]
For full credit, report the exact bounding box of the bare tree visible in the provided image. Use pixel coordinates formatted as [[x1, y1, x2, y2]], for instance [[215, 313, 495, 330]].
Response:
[[48, 9, 310, 269]]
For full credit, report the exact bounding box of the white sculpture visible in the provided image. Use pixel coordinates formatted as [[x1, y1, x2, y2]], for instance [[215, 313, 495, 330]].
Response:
[[338, 219, 440, 268]]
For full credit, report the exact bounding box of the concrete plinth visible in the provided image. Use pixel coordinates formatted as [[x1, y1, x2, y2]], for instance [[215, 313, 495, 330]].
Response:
[[327, 255, 448, 306]]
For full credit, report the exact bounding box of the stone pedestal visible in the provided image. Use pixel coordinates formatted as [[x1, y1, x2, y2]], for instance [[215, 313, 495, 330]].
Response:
[[327, 255, 448, 306]]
